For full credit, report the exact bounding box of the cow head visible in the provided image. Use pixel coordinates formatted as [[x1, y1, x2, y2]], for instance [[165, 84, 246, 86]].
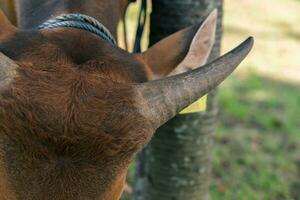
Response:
[[0, 7, 253, 200]]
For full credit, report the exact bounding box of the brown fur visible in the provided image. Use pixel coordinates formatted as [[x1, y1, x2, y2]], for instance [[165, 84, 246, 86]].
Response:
[[0, 33, 154, 199], [0, 0, 217, 199]]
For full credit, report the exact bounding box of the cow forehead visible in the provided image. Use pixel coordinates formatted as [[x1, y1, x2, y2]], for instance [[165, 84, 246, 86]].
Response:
[[0, 66, 152, 200], [0, 67, 151, 199], [5, 65, 142, 124], [0, 28, 154, 144], [1, 59, 153, 140]]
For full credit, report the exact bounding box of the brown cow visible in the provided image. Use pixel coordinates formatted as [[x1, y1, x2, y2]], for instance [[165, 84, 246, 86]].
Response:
[[0, 0, 253, 199]]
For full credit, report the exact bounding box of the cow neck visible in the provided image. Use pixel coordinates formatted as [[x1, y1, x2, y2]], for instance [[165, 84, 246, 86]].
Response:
[[17, 0, 119, 37]]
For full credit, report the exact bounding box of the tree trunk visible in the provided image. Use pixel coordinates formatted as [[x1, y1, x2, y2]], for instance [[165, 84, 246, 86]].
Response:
[[141, 0, 223, 199], [0, 0, 17, 25]]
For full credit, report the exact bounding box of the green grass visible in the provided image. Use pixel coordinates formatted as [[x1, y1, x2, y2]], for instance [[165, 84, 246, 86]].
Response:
[[212, 74, 300, 199], [122, 0, 300, 199], [212, 0, 300, 199]]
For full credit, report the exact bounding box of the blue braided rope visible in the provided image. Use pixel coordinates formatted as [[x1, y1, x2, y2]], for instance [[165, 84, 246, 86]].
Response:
[[38, 14, 117, 45]]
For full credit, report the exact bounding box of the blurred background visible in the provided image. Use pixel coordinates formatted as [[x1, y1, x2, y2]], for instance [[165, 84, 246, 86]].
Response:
[[121, 0, 300, 199], [211, 1, 299, 199]]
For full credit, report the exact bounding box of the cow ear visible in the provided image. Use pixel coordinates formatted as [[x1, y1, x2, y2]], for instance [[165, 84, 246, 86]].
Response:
[[138, 9, 217, 79], [0, 9, 17, 39]]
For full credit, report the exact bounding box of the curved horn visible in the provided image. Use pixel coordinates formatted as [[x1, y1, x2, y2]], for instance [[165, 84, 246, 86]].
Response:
[[0, 52, 18, 89], [136, 37, 254, 128]]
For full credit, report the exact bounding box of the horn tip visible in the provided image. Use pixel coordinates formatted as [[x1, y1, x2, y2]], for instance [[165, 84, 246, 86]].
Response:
[[232, 36, 254, 59], [244, 36, 254, 51]]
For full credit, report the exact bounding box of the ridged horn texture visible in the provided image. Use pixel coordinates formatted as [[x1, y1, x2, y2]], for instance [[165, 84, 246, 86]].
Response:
[[137, 37, 254, 129], [0, 52, 18, 90]]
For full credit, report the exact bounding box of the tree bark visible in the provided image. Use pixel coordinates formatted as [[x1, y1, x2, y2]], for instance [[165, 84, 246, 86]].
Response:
[[141, 0, 223, 199], [0, 0, 17, 25]]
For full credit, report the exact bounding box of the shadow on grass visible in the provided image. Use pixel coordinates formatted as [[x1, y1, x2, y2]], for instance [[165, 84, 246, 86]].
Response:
[[224, 25, 250, 36], [272, 20, 300, 41], [225, 19, 300, 42], [212, 72, 300, 200]]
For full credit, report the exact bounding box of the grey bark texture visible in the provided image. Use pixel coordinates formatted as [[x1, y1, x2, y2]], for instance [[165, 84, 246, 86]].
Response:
[[140, 0, 223, 200]]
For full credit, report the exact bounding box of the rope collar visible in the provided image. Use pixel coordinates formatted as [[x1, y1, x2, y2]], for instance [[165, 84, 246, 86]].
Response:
[[38, 14, 117, 45]]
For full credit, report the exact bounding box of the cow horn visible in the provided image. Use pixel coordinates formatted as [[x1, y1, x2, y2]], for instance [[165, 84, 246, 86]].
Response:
[[0, 52, 18, 89], [136, 37, 254, 128]]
